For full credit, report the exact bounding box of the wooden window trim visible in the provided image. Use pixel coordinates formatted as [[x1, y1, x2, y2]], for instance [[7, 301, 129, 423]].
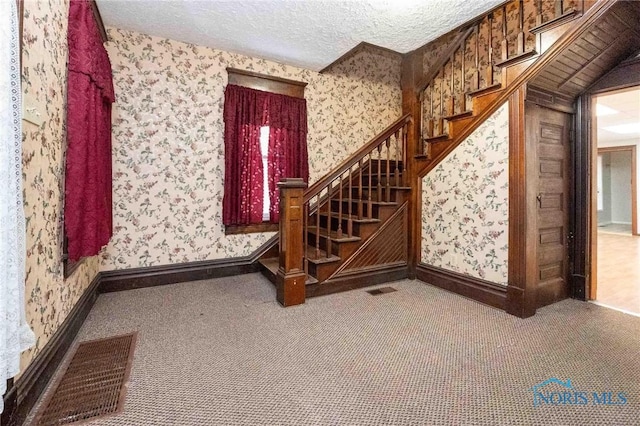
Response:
[[224, 69, 306, 235], [63, 235, 86, 278], [225, 223, 279, 235], [227, 68, 307, 98]]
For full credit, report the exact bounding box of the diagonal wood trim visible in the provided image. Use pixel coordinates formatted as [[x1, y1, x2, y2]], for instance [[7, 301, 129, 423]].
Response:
[[2, 273, 101, 426], [329, 203, 408, 279], [319, 42, 403, 74], [416, 264, 507, 310], [416, 26, 477, 95]]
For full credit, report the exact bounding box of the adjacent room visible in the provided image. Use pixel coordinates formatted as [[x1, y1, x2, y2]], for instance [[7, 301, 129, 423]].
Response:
[[593, 88, 640, 315]]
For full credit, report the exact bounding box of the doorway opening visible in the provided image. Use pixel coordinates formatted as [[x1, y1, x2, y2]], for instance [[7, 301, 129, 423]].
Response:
[[591, 87, 640, 316]]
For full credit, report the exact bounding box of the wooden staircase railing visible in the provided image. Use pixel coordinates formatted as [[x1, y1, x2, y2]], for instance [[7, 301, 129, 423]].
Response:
[[418, 0, 584, 157], [275, 114, 412, 305]]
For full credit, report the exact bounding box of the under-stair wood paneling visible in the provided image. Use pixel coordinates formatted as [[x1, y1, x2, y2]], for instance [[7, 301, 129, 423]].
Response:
[[329, 203, 408, 279], [530, 1, 640, 99]]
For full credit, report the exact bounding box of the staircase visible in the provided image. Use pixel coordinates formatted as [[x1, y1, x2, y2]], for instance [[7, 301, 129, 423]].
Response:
[[415, 0, 586, 172], [258, 0, 617, 305], [258, 116, 412, 298]]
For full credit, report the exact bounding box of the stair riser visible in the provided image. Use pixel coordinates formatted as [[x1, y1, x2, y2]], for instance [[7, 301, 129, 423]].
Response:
[[314, 216, 379, 239], [307, 233, 360, 258]]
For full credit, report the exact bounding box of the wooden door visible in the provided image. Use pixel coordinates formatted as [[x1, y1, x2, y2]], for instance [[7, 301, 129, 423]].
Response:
[[527, 104, 573, 308]]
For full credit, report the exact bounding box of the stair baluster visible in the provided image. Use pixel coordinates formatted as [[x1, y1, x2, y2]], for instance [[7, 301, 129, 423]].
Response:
[[347, 168, 353, 237], [377, 145, 383, 202], [474, 24, 481, 91], [501, 5, 508, 61], [536, 0, 544, 25], [394, 130, 401, 188], [337, 176, 343, 238], [486, 13, 494, 86], [385, 138, 391, 202], [368, 154, 373, 219], [357, 159, 364, 219], [517, 0, 526, 54]]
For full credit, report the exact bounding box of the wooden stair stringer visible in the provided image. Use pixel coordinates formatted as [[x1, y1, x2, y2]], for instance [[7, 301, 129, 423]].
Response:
[[325, 202, 408, 281], [416, 0, 619, 179]]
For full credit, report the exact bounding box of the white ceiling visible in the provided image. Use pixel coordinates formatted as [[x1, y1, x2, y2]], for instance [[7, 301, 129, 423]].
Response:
[[596, 88, 640, 145], [96, 0, 504, 71]]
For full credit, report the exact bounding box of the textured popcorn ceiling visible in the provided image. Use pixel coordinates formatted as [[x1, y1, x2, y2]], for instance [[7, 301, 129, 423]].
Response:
[[96, 0, 504, 71]]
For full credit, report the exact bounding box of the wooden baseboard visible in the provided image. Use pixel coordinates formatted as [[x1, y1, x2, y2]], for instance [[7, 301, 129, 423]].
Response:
[[99, 258, 260, 293], [306, 264, 408, 298], [416, 264, 507, 310], [2, 273, 101, 426], [100, 236, 278, 293]]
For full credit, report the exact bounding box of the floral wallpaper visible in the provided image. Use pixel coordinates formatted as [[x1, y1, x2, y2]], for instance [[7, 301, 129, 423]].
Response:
[[421, 103, 509, 285], [20, 0, 100, 371], [101, 27, 402, 270]]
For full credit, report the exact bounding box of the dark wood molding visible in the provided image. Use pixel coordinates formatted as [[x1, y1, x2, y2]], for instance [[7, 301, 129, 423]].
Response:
[[526, 84, 575, 113], [587, 53, 640, 94], [227, 68, 306, 98], [2, 273, 101, 426], [415, 264, 507, 310], [99, 235, 278, 293], [306, 265, 408, 298], [225, 222, 279, 235], [89, 0, 108, 43], [319, 42, 402, 74], [100, 256, 256, 293], [506, 85, 537, 318], [572, 95, 590, 300]]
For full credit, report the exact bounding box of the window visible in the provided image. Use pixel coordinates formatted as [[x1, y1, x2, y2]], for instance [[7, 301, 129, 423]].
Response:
[[223, 69, 308, 235]]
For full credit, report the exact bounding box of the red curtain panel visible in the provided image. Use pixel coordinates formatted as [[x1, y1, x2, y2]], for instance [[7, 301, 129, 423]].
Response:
[[223, 85, 308, 226], [65, 0, 115, 261]]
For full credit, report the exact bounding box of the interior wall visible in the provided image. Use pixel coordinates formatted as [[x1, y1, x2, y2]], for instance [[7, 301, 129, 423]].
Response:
[[609, 150, 633, 224], [598, 138, 640, 232], [101, 27, 402, 271], [421, 103, 509, 285], [20, 0, 100, 371], [598, 152, 612, 225]]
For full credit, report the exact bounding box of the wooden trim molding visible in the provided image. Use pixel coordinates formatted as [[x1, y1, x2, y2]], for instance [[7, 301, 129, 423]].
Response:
[[225, 222, 279, 235], [2, 273, 101, 426], [99, 235, 278, 292], [319, 42, 403, 74], [506, 85, 537, 318], [227, 68, 306, 98], [415, 264, 507, 310]]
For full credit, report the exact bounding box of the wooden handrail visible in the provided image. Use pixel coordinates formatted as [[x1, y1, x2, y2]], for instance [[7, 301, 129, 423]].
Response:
[[417, 25, 476, 95], [304, 114, 412, 203]]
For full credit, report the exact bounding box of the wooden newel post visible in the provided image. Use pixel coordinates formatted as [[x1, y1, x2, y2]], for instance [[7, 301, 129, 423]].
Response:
[[276, 178, 307, 307]]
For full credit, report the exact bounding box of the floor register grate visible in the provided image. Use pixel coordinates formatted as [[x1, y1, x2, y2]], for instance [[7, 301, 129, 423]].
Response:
[[33, 332, 137, 425]]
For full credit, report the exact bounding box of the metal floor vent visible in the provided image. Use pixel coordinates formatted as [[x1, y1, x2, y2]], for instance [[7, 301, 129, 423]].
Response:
[[34, 332, 137, 425], [367, 287, 397, 296]]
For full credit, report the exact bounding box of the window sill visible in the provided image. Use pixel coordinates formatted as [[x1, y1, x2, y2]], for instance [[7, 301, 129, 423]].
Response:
[[225, 223, 279, 235]]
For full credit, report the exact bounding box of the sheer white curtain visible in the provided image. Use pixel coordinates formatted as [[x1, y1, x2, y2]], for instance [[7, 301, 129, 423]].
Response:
[[0, 0, 35, 413]]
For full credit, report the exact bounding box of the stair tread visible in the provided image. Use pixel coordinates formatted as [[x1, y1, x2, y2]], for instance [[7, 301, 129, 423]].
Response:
[[305, 246, 341, 264], [466, 82, 502, 97], [494, 49, 537, 68], [424, 134, 450, 143], [444, 110, 473, 121], [259, 257, 319, 285], [307, 228, 361, 243], [318, 212, 381, 223]]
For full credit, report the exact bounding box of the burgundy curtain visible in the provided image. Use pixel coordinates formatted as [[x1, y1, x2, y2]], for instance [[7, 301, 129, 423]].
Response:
[[223, 84, 308, 226], [64, 0, 115, 261], [222, 85, 266, 226], [266, 95, 308, 223]]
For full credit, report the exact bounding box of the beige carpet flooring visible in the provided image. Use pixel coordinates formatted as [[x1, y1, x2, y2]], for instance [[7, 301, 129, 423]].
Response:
[[27, 274, 640, 425]]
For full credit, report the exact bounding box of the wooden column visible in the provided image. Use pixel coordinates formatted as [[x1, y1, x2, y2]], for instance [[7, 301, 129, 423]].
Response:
[[276, 178, 307, 307]]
